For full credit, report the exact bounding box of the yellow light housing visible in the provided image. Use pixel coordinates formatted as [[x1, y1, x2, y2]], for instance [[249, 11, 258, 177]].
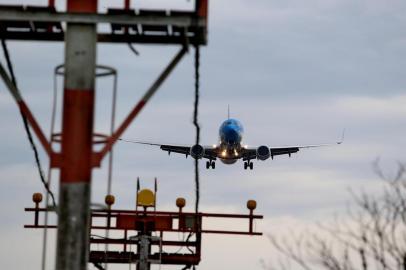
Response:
[[137, 189, 155, 207]]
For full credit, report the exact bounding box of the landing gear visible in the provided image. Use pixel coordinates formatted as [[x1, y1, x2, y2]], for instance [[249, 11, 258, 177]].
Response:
[[206, 160, 216, 169], [244, 161, 254, 170]]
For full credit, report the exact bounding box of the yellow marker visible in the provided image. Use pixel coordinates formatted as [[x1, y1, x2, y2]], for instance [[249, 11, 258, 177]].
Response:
[[137, 189, 155, 207]]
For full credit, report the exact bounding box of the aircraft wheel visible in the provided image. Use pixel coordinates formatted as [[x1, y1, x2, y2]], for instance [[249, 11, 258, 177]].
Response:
[[249, 162, 254, 170], [244, 162, 248, 170], [211, 161, 216, 169], [206, 161, 210, 169]]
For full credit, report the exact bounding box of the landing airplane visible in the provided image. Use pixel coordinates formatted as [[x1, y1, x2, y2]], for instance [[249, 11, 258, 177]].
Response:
[[120, 118, 344, 170]]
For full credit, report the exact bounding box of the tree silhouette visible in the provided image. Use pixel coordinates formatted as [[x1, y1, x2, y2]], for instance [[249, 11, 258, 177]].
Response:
[[265, 163, 406, 270]]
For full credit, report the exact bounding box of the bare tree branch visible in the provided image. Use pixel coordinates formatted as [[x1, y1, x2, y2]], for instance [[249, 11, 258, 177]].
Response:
[[265, 162, 406, 270]]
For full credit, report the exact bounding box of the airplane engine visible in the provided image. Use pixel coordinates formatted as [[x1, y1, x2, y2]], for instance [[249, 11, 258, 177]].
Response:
[[190, 144, 205, 159], [257, 145, 270, 160]]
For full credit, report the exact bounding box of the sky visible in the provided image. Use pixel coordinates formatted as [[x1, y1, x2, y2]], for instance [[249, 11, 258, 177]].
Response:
[[1, 0, 406, 269]]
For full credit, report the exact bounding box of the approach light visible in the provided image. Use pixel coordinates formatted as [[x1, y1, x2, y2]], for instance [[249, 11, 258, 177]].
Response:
[[247, 200, 257, 210], [176, 197, 186, 208], [105, 195, 115, 206], [32, 193, 43, 204]]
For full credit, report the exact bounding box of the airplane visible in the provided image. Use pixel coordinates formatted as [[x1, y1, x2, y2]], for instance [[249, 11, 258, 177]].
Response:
[[120, 118, 344, 170]]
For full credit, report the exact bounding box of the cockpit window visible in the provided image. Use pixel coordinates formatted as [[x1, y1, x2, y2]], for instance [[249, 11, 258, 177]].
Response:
[[220, 119, 244, 132]]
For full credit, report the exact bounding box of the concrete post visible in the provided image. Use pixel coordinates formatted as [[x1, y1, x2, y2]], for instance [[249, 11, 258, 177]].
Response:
[[137, 235, 151, 270], [55, 1, 97, 270]]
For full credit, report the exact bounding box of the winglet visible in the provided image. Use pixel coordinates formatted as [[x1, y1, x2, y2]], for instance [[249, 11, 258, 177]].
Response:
[[337, 129, 346, 145]]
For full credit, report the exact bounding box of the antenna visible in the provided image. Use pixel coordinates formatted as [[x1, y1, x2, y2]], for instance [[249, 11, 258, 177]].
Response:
[[227, 104, 230, 119], [137, 177, 140, 192]]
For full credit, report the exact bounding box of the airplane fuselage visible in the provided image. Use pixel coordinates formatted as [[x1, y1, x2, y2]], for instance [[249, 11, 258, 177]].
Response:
[[218, 119, 244, 164]]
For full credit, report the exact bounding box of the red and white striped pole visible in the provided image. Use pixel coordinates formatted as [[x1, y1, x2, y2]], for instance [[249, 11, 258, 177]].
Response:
[[56, 1, 97, 269]]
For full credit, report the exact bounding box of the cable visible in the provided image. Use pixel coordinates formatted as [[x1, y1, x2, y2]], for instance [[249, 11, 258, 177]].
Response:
[[90, 234, 126, 240], [93, 262, 105, 270], [185, 45, 200, 264], [128, 43, 139, 56], [1, 39, 17, 85], [185, 45, 201, 270], [185, 232, 195, 254], [193, 45, 200, 214], [0, 38, 57, 208], [174, 231, 187, 254]]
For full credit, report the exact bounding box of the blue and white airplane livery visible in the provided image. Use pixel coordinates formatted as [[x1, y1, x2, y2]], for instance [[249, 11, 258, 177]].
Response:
[[121, 118, 343, 170]]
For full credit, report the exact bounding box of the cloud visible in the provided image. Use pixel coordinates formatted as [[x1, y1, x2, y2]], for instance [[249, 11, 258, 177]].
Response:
[[335, 95, 406, 120], [1, 0, 406, 269]]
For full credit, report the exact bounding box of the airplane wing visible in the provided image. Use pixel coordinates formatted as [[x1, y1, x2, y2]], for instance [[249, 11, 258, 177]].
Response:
[[241, 141, 343, 161], [161, 144, 218, 160], [120, 130, 344, 162], [118, 139, 218, 160], [270, 144, 326, 158], [242, 129, 345, 160]]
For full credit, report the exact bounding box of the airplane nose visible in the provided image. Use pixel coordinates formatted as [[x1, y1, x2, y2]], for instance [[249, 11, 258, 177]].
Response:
[[222, 126, 240, 144]]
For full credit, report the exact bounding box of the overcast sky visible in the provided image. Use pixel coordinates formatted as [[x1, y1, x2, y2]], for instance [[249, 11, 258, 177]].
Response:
[[1, 0, 406, 270]]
